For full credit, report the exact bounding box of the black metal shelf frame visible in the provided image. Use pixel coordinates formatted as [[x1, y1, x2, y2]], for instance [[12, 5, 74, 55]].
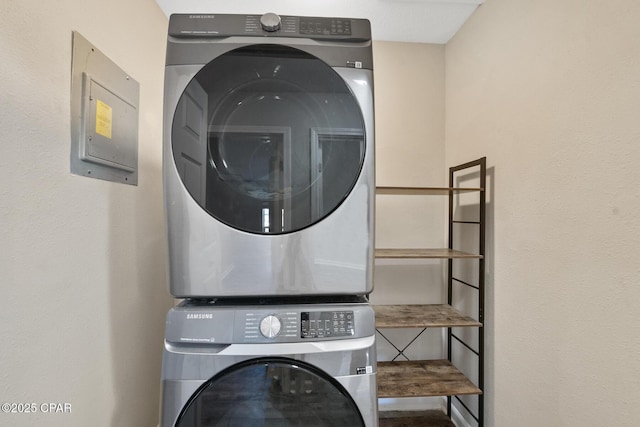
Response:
[[376, 327, 429, 361], [447, 157, 486, 427]]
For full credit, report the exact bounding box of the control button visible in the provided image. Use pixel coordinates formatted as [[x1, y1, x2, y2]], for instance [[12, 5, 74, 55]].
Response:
[[260, 315, 282, 338], [260, 13, 281, 32]]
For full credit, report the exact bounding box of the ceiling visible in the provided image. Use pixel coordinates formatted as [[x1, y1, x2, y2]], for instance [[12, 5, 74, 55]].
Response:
[[154, 0, 485, 44]]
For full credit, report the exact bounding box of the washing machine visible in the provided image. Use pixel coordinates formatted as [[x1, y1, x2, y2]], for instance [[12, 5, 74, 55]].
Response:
[[163, 13, 375, 298], [160, 298, 378, 426]]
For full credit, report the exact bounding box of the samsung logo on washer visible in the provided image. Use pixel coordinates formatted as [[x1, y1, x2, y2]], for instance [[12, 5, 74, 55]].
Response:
[[186, 313, 213, 319], [189, 15, 215, 19]]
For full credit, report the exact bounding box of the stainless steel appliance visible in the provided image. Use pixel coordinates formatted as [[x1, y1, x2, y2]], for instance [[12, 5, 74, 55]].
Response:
[[160, 298, 378, 426], [163, 13, 375, 298]]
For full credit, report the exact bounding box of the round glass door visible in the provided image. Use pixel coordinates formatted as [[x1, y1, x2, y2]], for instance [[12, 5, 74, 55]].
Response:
[[175, 358, 365, 426], [172, 44, 366, 234]]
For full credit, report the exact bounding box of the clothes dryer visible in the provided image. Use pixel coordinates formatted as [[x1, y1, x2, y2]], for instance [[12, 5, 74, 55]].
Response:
[[160, 298, 378, 426], [163, 14, 375, 298]]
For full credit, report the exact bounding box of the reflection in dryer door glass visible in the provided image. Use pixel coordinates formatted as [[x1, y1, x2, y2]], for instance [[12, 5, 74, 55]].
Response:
[[207, 129, 291, 233], [176, 359, 364, 426]]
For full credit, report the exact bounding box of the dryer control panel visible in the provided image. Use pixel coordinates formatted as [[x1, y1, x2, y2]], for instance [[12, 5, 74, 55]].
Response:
[[168, 13, 371, 41]]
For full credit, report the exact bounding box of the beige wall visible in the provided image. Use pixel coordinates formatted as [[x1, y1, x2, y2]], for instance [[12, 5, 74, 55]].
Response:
[[373, 41, 447, 254], [0, 1, 172, 426], [374, 41, 446, 188], [446, 0, 640, 425], [372, 40, 446, 305]]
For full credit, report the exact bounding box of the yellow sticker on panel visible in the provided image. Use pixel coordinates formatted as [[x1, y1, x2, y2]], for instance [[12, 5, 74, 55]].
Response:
[[95, 99, 113, 139]]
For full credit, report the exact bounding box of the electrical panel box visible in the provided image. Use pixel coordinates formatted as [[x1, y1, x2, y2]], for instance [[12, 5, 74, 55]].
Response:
[[70, 31, 140, 185]]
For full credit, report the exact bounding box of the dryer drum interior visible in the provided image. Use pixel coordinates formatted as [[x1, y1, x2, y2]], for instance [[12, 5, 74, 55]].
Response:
[[172, 44, 366, 235], [175, 358, 365, 426]]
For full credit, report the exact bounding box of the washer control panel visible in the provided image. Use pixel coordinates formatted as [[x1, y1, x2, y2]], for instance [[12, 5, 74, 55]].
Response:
[[244, 311, 297, 341], [301, 311, 354, 338], [165, 302, 373, 345], [242, 310, 355, 341], [259, 315, 282, 338]]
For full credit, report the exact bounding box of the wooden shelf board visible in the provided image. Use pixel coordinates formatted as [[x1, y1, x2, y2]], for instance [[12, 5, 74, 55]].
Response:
[[376, 186, 483, 195], [378, 360, 482, 398], [374, 304, 482, 328], [375, 248, 482, 259], [379, 410, 455, 427]]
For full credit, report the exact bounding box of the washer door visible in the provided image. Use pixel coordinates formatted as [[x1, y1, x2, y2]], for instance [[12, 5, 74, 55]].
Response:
[[175, 358, 365, 426], [172, 44, 366, 235]]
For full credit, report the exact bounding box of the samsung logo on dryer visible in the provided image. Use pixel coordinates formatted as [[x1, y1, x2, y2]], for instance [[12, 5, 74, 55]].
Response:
[[186, 313, 214, 319], [189, 15, 215, 19]]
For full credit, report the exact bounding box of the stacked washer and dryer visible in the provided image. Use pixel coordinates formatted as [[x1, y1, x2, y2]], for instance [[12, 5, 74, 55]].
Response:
[[160, 13, 377, 427]]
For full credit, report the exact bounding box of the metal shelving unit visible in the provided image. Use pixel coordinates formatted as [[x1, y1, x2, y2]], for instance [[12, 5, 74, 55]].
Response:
[[374, 157, 486, 427]]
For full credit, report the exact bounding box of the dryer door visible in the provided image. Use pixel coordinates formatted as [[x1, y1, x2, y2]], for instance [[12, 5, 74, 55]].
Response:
[[172, 44, 366, 235], [175, 358, 365, 426]]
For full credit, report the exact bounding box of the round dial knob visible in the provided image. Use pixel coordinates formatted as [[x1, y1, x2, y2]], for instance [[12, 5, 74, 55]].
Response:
[[260, 315, 282, 339], [260, 13, 281, 32]]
